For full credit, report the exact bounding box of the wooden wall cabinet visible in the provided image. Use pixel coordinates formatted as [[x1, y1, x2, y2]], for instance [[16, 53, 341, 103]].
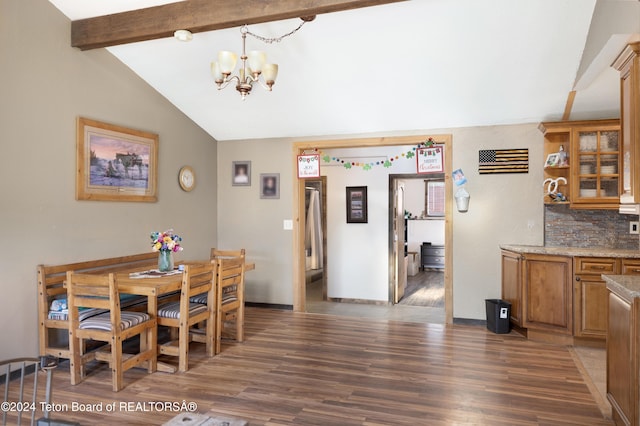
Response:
[[573, 257, 619, 339], [539, 119, 620, 209], [613, 42, 640, 206]]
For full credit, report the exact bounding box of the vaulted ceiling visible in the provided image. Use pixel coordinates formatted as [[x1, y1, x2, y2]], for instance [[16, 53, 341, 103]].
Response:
[[48, 0, 640, 141]]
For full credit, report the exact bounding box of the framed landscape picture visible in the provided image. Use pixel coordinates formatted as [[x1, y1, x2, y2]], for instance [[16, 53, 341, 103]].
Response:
[[76, 117, 158, 202]]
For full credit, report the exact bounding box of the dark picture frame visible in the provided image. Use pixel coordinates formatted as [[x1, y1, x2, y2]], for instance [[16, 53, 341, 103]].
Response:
[[232, 161, 251, 186], [76, 116, 158, 202], [346, 186, 368, 223], [260, 173, 280, 199]]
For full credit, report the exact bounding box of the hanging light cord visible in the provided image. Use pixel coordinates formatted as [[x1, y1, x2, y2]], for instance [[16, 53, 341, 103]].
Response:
[[244, 16, 314, 44]]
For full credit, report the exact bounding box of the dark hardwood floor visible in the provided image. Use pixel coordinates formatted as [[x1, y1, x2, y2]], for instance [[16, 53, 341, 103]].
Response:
[[11, 307, 612, 425]]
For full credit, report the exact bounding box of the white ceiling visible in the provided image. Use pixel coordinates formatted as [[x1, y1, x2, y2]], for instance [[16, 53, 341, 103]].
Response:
[[48, 0, 638, 141]]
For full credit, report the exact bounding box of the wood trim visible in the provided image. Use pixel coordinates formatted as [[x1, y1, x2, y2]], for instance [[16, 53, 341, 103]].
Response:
[[562, 90, 576, 121], [292, 134, 453, 325], [71, 0, 407, 50]]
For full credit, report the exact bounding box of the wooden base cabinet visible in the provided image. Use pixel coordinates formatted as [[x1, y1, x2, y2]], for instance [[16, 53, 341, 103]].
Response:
[[574, 257, 619, 339], [522, 254, 573, 335], [501, 250, 522, 327], [607, 291, 638, 426]]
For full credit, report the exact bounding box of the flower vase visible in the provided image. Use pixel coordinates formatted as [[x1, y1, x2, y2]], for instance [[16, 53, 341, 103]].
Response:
[[158, 250, 174, 272]]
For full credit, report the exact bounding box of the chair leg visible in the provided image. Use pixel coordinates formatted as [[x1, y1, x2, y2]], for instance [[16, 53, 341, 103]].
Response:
[[237, 307, 244, 343], [178, 324, 189, 372], [215, 311, 223, 355], [112, 336, 124, 392], [205, 313, 215, 357], [69, 333, 83, 386]]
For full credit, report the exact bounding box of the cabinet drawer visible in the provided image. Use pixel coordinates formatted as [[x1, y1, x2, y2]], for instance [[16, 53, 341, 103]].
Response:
[[622, 259, 640, 275], [422, 247, 445, 256], [423, 256, 444, 265], [574, 257, 619, 274]]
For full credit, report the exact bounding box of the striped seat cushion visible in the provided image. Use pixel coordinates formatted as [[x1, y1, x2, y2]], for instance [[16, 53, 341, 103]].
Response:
[[189, 293, 208, 305], [222, 294, 238, 304], [157, 301, 207, 319], [79, 311, 150, 331]]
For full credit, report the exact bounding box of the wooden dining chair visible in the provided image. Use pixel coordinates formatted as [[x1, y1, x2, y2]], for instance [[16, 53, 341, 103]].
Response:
[[66, 271, 157, 392], [210, 248, 246, 354], [156, 263, 216, 372]]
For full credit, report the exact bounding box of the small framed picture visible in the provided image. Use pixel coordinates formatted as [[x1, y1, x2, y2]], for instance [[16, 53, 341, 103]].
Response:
[[346, 186, 368, 223], [260, 173, 280, 199], [545, 153, 560, 168], [232, 161, 251, 186]]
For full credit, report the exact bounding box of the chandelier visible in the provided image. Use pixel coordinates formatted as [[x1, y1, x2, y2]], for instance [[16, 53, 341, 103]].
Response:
[[211, 17, 314, 100]]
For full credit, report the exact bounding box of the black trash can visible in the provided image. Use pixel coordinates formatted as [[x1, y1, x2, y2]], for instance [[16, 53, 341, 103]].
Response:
[[485, 299, 511, 334]]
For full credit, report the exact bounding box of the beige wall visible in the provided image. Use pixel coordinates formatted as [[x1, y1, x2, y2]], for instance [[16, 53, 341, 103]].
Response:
[[218, 124, 544, 320], [0, 0, 217, 359]]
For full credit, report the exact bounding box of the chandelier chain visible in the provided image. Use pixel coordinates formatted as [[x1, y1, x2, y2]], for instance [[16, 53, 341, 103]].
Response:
[[243, 20, 309, 44]]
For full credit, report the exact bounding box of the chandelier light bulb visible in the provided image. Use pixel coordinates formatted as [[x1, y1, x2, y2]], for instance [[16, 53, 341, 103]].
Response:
[[210, 62, 223, 82], [247, 51, 266, 73], [262, 64, 278, 86], [217, 51, 237, 74]]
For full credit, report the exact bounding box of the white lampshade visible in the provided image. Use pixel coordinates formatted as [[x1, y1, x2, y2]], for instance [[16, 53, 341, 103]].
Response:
[[262, 63, 278, 83], [217, 51, 237, 74], [210, 62, 223, 80], [247, 51, 266, 73]]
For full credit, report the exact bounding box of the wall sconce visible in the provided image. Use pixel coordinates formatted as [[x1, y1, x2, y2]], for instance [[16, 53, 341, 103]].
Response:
[[455, 187, 470, 212]]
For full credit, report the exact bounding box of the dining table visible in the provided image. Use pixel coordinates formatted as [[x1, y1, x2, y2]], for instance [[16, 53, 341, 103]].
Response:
[[115, 260, 255, 373]]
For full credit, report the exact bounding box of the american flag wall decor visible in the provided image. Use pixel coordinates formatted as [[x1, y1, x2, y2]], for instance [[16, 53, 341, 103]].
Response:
[[478, 149, 529, 174]]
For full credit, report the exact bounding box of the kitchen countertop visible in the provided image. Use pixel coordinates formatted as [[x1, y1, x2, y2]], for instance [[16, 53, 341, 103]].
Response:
[[603, 275, 640, 303], [500, 244, 640, 259]]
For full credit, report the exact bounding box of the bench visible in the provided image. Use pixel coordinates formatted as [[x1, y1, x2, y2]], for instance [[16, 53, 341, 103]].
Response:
[[37, 252, 160, 360]]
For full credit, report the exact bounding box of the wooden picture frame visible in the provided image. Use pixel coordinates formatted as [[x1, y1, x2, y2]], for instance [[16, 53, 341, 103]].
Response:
[[260, 173, 280, 199], [76, 117, 158, 202], [545, 153, 560, 168], [346, 186, 368, 223], [232, 161, 251, 186]]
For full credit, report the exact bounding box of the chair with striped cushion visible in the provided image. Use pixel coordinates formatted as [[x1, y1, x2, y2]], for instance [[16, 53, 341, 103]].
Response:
[[210, 248, 246, 354], [157, 263, 216, 372], [66, 271, 157, 392]]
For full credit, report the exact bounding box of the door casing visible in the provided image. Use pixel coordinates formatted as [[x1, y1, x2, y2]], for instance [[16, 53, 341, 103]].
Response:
[[292, 135, 453, 324]]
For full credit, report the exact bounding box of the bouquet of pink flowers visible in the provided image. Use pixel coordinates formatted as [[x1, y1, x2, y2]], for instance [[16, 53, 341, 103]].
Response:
[[150, 229, 183, 252]]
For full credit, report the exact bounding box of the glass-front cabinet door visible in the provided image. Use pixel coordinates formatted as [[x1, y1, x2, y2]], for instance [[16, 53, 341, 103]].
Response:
[[570, 126, 620, 209]]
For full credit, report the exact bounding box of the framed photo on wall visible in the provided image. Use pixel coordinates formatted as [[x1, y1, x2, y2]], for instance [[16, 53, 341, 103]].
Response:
[[260, 173, 280, 199], [232, 161, 251, 186], [76, 116, 158, 202], [346, 186, 368, 223]]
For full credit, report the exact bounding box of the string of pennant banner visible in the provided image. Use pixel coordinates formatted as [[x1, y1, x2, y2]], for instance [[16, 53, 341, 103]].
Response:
[[304, 138, 436, 171]]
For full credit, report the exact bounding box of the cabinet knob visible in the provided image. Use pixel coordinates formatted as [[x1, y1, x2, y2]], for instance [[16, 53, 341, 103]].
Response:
[[575, 276, 581, 282]]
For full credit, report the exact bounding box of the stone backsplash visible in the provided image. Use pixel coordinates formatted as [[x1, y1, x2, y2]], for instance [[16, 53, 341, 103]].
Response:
[[544, 204, 640, 250]]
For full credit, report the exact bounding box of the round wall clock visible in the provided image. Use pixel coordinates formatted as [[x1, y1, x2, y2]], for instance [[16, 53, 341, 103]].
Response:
[[178, 166, 195, 192]]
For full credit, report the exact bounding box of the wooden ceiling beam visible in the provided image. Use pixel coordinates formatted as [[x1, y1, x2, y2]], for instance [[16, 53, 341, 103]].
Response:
[[71, 0, 406, 50]]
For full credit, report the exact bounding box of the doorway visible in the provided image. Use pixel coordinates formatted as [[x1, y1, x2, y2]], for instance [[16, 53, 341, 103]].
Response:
[[390, 174, 446, 316], [292, 135, 453, 325], [304, 177, 327, 306]]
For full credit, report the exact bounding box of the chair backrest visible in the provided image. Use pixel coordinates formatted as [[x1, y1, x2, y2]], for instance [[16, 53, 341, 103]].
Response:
[[182, 263, 215, 306], [212, 249, 246, 304], [66, 272, 121, 334], [1, 356, 59, 426]]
